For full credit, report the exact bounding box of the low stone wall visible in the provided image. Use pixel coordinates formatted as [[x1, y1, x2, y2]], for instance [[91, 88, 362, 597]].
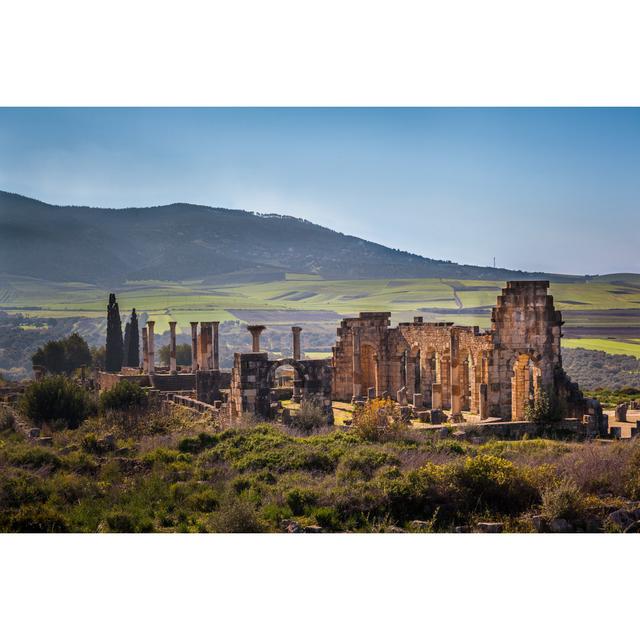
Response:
[[452, 418, 594, 442], [98, 372, 151, 392]]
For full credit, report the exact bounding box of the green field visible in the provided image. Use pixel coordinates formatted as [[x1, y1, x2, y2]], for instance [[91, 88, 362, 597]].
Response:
[[2, 272, 640, 341], [562, 338, 640, 358]]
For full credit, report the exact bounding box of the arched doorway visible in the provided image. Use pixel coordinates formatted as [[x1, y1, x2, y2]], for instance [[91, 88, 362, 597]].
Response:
[[511, 353, 541, 421], [267, 358, 306, 405], [360, 344, 378, 395]]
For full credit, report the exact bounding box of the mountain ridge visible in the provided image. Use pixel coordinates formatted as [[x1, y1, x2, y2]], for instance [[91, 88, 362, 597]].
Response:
[[0, 190, 586, 285]]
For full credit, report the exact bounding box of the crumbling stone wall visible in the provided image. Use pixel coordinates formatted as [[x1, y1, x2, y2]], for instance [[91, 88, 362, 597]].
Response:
[[332, 281, 593, 423], [229, 353, 332, 422]]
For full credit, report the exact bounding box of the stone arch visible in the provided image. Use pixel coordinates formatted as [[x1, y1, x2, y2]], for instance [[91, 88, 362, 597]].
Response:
[[360, 343, 378, 396], [511, 352, 542, 421]]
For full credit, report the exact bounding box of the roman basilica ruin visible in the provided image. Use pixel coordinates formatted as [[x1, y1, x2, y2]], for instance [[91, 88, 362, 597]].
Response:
[[98, 281, 605, 434]]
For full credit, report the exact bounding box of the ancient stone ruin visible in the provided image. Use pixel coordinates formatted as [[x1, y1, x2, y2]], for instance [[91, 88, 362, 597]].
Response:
[[96, 281, 605, 434], [332, 281, 602, 429]]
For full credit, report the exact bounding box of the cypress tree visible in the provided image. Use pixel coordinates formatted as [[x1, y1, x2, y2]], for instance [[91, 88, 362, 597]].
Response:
[[127, 308, 140, 367], [105, 293, 123, 372]]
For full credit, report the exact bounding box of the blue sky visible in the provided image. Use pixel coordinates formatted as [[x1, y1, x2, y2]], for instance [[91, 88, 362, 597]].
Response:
[[0, 108, 638, 275]]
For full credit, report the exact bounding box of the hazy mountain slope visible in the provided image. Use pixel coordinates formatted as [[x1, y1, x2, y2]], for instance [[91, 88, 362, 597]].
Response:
[[0, 190, 572, 285]]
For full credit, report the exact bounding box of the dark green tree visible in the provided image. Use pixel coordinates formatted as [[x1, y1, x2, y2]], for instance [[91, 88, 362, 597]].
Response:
[[126, 308, 140, 367], [105, 293, 123, 372], [31, 333, 91, 375]]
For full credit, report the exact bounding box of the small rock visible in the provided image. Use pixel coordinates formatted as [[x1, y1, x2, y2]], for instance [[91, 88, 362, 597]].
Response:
[[37, 436, 53, 447], [477, 522, 503, 533], [303, 525, 324, 533], [409, 520, 431, 531], [384, 526, 406, 533], [608, 509, 636, 531], [281, 519, 302, 533], [29, 427, 41, 438], [548, 518, 573, 533], [531, 515, 546, 533], [455, 526, 471, 533]]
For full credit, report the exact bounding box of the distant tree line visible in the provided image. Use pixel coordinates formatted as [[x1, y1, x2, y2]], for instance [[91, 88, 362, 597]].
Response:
[[562, 347, 640, 391]]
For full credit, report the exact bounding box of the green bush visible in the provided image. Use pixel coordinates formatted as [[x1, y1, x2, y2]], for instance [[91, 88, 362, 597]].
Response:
[[525, 388, 565, 424], [7, 504, 69, 533], [286, 487, 318, 515], [0, 406, 16, 432], [456, 454, 539, 515], [211, 495, 264, 533], [541, 478, 586, 521], [289, 402, 326, 434], [99, 380, 148, 412], [313, 506, 341, 531], [20, 375, 94, 429], [178, 432, 218, 454]]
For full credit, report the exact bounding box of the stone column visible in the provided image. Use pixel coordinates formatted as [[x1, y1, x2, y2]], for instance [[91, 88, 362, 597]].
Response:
[[204, 322, 214, 370], [351, 331, 361, 401], [142, 327, 149, 373], [169, 321, 177, 374], [212, 321, 220, 369], [146, 321, 155, 374], [198, 322, 208, 371], [190, 322, 199, 372], [291, 326, 302, 360], [248, 325, 266, 352]]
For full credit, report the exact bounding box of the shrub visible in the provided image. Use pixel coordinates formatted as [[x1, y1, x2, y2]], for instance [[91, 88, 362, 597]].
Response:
[[337, 447, 399, 481], [286, 487, 318, 515], [525, 388, 565, 424], [6, 446, 62, 471], [178, 432, 218, 454], [99, 380, 148, 412], [456, 454, 539, 515], [289, 402, 326, 434], [20, 375, 94, 429], [351, 398, 404, 442], [0, 406, 16, 432], [313, 506, 341, 531], [541, 478, 586, 521], [7, 504, 69, 533], [211, 495, 264, 533]]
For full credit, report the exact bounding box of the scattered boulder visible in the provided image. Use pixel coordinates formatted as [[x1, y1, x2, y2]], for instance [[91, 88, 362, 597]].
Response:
[[417, 411, 431, 423], [615, 403, 628, 422], [384, 525, 406, 533], [455, 525, 471, 533], [37, 436, 53, 447], [531, 515, 546, 533], [607, 508, 640, 531], [303, 525, 324, 533], [281, 519, 302, 533], [29, 427, 41, 438], [409, 520, 432, 532], [476, 522, 503, 533], [548, 518, 573, 533], [430, 409, 446, 425]]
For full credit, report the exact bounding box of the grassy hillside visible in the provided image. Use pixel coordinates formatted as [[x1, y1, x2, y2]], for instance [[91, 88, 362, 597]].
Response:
[[0, 190, 555, 284]]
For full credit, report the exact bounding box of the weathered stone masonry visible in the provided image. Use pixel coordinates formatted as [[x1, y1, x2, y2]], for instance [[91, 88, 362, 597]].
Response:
[[332, 281, 591, 423]]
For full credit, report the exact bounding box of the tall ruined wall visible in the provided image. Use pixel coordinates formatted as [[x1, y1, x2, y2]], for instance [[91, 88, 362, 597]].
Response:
[[488, 280, 563, 419]]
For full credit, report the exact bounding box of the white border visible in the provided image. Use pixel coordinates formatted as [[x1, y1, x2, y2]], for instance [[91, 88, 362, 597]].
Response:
[[1, 0, 639, 106]]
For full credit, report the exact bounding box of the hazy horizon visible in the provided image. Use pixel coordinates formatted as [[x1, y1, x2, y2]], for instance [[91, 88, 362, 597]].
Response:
[[1, 107, 638, 275]]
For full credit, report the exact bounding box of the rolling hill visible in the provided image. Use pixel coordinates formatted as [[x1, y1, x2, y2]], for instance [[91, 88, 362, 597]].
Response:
[[0, 190, 574, 285]]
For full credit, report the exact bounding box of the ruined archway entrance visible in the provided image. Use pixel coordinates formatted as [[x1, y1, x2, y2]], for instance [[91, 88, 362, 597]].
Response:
[[360, 344, 378, 396], [267, 358, 305, 404], [511, 353, 541, 421]]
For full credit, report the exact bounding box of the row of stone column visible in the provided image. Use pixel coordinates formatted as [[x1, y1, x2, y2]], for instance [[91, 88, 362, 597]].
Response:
[[190, 321, 220, 372], [141, 321, 304, 375], [247, 325, 302, 360]]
